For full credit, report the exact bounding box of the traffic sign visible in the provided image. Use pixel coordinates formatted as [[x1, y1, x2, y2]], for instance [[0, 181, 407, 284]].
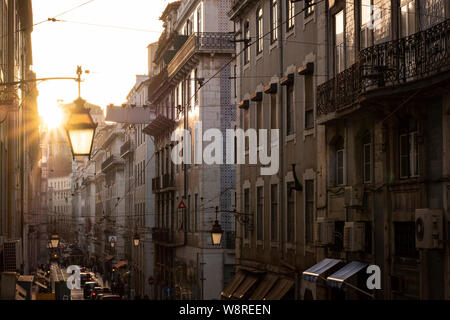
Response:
[[178, 200, 186, 210]]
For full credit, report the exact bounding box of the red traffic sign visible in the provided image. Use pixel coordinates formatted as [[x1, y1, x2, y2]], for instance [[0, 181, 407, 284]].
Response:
[[178, 200, 187, 210], [148, 276, 154, 285]]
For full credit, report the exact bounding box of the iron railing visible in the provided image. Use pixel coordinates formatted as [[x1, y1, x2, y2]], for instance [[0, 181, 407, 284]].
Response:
[[168, 32, 235, 77], [317, 18, 450, 117], [120, 140, 134, 158]]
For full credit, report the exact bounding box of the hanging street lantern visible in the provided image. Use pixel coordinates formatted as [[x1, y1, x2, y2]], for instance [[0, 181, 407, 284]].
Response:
[[50, 234, 60, 249], [110, 237, 116, 248], [210, 206, 223, 246], [64, 97, 97, 158], [133, 233, 140, 247]]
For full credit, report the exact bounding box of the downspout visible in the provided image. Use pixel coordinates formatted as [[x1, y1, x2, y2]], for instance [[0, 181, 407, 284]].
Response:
[[7, 0, 15, 240], [278, 0, 285, 263]]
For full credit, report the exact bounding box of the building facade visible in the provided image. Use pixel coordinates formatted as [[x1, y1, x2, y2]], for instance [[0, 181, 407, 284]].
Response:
[[313, 0, 450, 300], [227, 0, 320, 300], [0, 0, 41, 275], [145, 0, 236, 300]]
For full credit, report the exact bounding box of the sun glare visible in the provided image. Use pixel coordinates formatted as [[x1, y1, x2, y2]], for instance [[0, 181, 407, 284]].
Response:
[[41, 104, 63, 129]]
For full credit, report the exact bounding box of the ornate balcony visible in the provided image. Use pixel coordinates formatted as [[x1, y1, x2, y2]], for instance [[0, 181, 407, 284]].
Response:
[[152, 177, 161, 193], [101, 155, 124, 173], [162, 173, 175, 190], [152, 228, 185, 247], [168, 32, 235, 78], [120, 140, 134, 158], [317, 18, 450, 118]]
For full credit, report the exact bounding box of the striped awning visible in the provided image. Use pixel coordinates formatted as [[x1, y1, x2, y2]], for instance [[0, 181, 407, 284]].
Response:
[[327, 261, 368, 288], [302, 258, 343, 283], [249, 273, 278, 300], [221, 271, 246, 299], [263, 278, 294, 300]]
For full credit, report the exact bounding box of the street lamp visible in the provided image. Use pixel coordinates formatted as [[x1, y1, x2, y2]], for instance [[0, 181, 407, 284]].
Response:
[[110, 237, 116, 248], [133, 233, 140, 247], [210, 207, 223, 246], [50, 234, 60, 248], [65, 97, 97, 158]]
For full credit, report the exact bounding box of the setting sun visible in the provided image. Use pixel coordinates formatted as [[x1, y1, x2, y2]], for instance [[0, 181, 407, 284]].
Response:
[[39, 100, 63, 129]]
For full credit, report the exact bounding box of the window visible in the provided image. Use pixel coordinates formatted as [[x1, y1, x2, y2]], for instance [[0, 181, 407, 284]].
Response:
[[286, 84, 294, 136], [304, 75, 314, 129], [256, 186, 263, 241], [400, 0, 416, 38], [335, 137, 344, 185], [360, 0, 373, 49], [244, 189, 250, 240], [187, 195, 191, 232], [196, 7, 202, 33], [335, 10, 345, 74], [287, 182, 295, 243], [270, 94, 278, 129], [243, 20, 250, 65], [194, 193, 198, 232], [394, 222, 418, 258], [305, 180, 314, 244], [363, 140, 371, 184], [400, 119, 419, 178], [286, 0, 295, 30], [270, 0, 278, 43], [256, 7, 263, 54], [256, 101, 263, 143], [304, 0, 315, 18], [270, 184, 278, 241]]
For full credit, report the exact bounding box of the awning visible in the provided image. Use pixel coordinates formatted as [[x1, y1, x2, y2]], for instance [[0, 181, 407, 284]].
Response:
[[35, 281, 48, 290], [98, 254, 114, 263], [249, 273, 278, 300], [221, 271, 246, 299], [114, 260, 128, 269], [326, 261, 368, 289], [263, 278, 294, 300], [302, 258, 343, 283], [232, 273, 259, 299]]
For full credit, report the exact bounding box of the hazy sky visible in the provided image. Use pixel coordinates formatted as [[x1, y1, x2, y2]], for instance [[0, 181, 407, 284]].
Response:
[[32, 0, 170, 125]]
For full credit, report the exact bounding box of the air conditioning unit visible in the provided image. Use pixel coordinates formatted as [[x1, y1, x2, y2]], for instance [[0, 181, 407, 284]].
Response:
[[315, 218, 335, 246], [344, 222, 365, 252], [415, 208, 443, 249], [344, 186, 364, 208], [3, 240, 23, 272]]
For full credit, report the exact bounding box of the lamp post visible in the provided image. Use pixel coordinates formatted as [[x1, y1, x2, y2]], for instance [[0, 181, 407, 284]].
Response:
[[50, 233, 60, 249], [133, 233, 140, 247], [210, 207, 223, 246], [64, 66, 98, 159]]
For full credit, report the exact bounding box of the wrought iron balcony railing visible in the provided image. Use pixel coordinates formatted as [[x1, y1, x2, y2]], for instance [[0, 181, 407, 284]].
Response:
[[317, 18, 450, 117], [101, 155, 124, 172], [168, 32, 235, 77], [152, 177, 161, 193], [120, 140, 134, 158], [162, 173, 175, 190], [152, 228, 185, 247]]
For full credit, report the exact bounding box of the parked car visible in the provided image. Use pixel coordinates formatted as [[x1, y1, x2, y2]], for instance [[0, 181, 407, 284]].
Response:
[[80, 272, 93, 286], [91, 287, 111, 300], [83, 281, 99, 299], [99, 295, 122, 300]]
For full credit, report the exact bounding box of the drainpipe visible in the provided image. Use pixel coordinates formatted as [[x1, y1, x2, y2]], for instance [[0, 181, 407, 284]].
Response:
[[278, 0, 285, 263], [7, 0, 15, 240]]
